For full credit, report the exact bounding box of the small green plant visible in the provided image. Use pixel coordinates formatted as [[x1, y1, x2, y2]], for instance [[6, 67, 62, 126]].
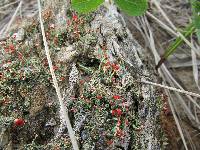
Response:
[[191, 0, 200, 41], [156, 0, 200, 69], [71, 0, 148, 16], [156, 23, 196, 69]]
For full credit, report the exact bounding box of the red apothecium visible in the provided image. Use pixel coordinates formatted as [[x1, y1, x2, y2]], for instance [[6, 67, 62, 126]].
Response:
[[113, 95, 121, 100], [72, 14, 78, 21], [96, 95, 103, 99], [116, 108, 122, 116], [112, 63, 120, 71], [14, 118, 25, 127]]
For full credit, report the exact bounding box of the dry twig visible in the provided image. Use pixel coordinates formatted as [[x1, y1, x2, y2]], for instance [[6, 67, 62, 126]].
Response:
[[37, 0, 79, 149]]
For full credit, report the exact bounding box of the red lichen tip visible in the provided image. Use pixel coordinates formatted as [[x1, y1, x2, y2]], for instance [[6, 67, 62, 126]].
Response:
[[113, 95, 121, 100], [14, 118, 25, 127]]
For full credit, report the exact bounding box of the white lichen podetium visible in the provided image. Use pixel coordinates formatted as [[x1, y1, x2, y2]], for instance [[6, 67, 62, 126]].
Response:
[[57, 63, 79, 135], [104, 0, 112, 8], [104, 0, 119, 21], [104, 0, 112, 6], [69, 63, 79, 92]]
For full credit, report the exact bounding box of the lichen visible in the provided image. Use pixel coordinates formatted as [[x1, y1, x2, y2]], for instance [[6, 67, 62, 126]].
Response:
[[0, 6, 164, 150]]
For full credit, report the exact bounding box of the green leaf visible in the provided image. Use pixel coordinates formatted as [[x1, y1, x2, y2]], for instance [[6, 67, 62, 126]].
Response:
[[71, 0, 104, 14], [156, 23, 196, 69], [191, 0, 200, 42], [197, 29, 200, 40], [114, 0, 148, 16]]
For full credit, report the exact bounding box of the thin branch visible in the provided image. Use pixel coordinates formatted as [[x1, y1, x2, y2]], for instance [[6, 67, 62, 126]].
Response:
[[151, 0, 176, 30], [141, 80, 200, 99], [140, 15, 200, 112], [134, 13, 200, 148], [146, 11, 177, 36], [1, 0, 23, 37], [191, 38, 200, 91], [37, 0, 79, 149], [0, 0, 20, 10], [153, 0, 200, 57], [165, 89, 189, 150]]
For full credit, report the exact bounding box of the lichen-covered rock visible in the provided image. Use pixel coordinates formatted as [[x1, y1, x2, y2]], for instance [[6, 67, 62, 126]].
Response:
[[0, 117, 13, 149], [71, 5, 162, 149], [0, 2, 163, 149], [29, 85, 49, 117], [56, 46, 77, 63], [12, 28, 25, 41], [0, 127, 10, 148]]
